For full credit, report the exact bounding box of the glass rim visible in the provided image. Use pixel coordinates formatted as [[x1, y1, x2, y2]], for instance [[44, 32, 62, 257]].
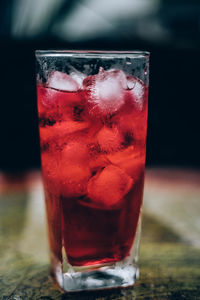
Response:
[[35, 50, 150, 58]]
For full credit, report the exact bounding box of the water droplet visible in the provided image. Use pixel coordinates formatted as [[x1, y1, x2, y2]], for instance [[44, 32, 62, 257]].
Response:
[[126, 57, 131, 65]]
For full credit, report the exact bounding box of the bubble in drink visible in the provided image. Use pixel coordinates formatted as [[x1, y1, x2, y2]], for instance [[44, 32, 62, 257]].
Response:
[[126, 76, 145, 110]]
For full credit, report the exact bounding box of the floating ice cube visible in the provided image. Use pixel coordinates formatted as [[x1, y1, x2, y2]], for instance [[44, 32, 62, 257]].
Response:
[[83, 68, 127, 115], [126, 76, 145, 110], [37, 85, 82, 113], [87, 165, 133, 209], [37, 85, 60, 110], [47, 71, 79, 92], [70, 71, 86, 89], [107, 69, 127, 89]]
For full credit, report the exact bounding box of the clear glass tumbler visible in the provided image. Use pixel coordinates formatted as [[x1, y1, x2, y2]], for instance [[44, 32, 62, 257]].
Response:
[[35, 50, 149, 292]]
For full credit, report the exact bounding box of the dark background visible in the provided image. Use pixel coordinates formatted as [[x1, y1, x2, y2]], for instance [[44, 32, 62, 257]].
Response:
[[0, 0, 200, 171]]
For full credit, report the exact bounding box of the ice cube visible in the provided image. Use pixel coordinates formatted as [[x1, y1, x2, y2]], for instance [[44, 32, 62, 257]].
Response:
[[37, 84, 82, 114], [87, 165, 133, 210], [58, 141, 91, 197], [41, 141, 91, 197], [47, 71, 80, 92], [107, 69, 127, 89], [126, 76, 145, 110], [83, 68, 127, 116], [107, 146, 146, 179], [61, 141, 89, 164], [70, 71, 86, 89], [59, 164, 91, 197], [86, 141, 110, 173], [39, 120, 89, 144], [89, 155, 109, 173], [37, 85, 61, 112], [96, 126, 123, 153]]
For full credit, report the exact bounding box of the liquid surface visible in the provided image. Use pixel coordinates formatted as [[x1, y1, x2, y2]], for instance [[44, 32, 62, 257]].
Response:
[[37, 68, 148, 266]]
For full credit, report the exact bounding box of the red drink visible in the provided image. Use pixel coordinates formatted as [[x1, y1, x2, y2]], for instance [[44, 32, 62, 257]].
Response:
[[37, 68, 148, 268]]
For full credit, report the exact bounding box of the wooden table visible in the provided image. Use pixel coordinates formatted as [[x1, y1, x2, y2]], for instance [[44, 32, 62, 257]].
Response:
[[0, 168, 200, 299]]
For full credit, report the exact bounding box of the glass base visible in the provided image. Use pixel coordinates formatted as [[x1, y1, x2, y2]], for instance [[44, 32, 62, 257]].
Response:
[[51, 216, 142, 292], [54, 261, 139, 292]]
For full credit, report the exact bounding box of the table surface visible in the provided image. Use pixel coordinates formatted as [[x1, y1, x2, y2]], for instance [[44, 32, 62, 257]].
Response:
[[0, 168, 200, 300]]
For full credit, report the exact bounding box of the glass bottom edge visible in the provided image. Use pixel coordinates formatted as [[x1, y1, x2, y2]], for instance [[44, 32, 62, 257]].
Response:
[[53, 263, 139, 292]]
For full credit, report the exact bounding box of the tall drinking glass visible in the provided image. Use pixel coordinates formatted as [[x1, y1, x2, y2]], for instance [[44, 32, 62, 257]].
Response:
[[35, 50, 149, 292]]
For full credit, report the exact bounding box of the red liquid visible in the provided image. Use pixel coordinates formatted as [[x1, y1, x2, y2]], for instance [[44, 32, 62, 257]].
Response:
[[37, 70, 148, 267]]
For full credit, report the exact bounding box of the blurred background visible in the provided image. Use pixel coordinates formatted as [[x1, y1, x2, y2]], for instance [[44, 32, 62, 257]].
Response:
[[0, 3, 200, 298], [0, 0, 200, 172]]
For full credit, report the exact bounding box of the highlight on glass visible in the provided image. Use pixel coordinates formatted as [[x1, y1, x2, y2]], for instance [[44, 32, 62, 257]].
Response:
[[35, 50, 149, 292]]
